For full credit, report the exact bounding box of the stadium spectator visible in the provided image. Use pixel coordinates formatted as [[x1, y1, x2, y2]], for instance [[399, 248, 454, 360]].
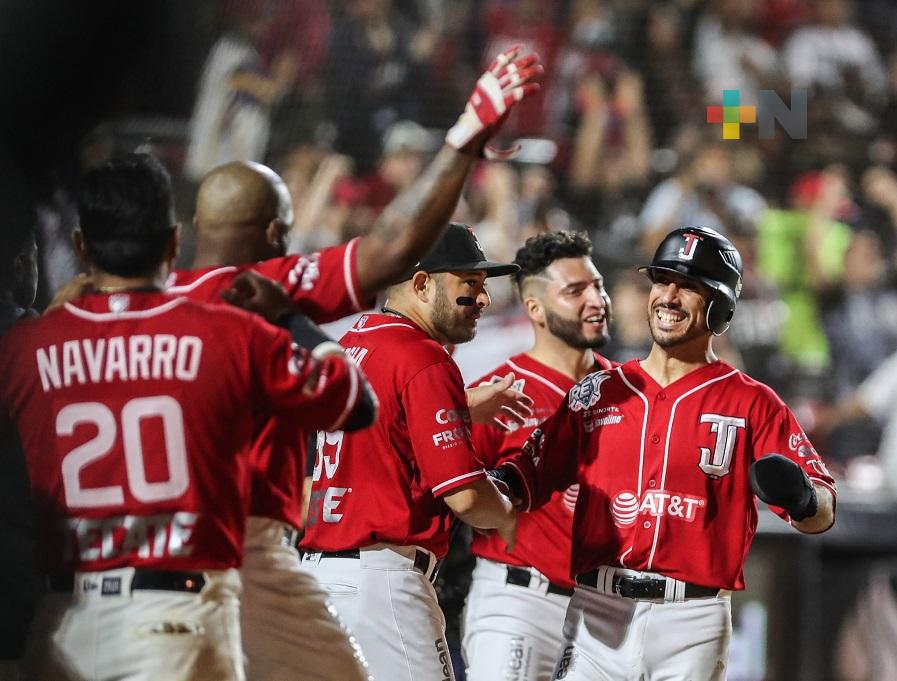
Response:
[[638, 138, 767, 257], [693, 0, 778, 104], [185, 1, 295, 181]]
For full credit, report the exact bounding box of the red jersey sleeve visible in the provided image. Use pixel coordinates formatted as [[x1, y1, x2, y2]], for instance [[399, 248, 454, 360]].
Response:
[[248, 318, 365, 432], [469, 421, 508, 469], [502, 397, 582, 512], [402, 361, 487, 497], [253, 239, 374, 322], [751, 403, 837, 523]]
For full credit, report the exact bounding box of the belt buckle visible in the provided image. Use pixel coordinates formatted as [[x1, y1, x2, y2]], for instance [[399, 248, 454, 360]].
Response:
[[614, 576, 663, 600]]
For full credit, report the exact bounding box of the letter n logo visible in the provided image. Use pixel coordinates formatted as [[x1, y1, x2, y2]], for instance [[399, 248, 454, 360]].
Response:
[[678, 233, 702, 260], [698, 414, 746, 477]]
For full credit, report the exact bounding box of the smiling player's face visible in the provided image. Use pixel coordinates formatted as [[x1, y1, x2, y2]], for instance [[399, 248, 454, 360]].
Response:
[[539, 257, 612, 349], [646, 271, 711, 347]]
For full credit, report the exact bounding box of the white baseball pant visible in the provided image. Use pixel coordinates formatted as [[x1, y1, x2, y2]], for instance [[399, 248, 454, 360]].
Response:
[[300, 544, 451, 681], [462, 557, 571, 681], [23, 567, 244, 681], [552, 568, 731, 681], [241, 517, 372, 681]]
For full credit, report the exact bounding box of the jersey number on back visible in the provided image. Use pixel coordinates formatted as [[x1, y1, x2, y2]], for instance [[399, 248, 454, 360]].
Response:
[[58, 396, 190, 508]]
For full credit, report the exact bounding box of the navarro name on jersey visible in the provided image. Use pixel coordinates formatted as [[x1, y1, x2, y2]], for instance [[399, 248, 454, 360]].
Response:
[[36, 335, 203, 392]]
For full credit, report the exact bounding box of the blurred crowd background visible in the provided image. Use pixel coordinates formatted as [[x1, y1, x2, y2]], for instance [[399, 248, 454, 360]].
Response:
[[3, 1, 897, 679]]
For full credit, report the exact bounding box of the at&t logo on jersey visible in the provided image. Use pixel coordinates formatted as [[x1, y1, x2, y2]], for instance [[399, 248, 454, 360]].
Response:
[[611, 490, 706, 527], [568, 372, 611, 412], [562, 484, 580, 513]]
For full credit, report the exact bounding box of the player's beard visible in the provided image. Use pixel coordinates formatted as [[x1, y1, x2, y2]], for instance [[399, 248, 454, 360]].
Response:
[[432, 282, 478, 345], [647, 303, 705, 347], [544, 307, 609, 349]]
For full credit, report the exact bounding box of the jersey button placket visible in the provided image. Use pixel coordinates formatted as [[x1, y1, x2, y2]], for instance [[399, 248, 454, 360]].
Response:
[[650, 434, 660, 444]]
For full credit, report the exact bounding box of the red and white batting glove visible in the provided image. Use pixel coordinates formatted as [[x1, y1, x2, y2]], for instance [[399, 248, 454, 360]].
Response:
[[445, 45, 543, 160]]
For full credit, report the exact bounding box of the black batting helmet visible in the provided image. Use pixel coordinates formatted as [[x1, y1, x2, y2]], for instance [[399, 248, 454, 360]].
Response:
[[639, 226, 743, 335]]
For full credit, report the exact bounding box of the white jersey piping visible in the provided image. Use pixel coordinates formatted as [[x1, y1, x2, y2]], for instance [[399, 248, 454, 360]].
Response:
[[506, 359, 566, 397], [63, 297, 188, 321], [648, 368, 740, 570], [166, 266, 238, 293]]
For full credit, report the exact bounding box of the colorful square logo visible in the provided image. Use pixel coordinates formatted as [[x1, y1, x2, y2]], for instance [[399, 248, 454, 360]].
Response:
[[706, 90, 757, 140]]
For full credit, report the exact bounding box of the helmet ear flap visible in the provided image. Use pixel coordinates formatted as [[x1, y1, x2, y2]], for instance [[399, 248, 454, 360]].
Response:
[[706, 294, 734, 336]]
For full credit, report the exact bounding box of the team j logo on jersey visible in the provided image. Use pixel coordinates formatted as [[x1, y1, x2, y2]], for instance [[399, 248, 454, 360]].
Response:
[[568, 371, 611, 412], [678, 232, 703, 260], [611, 490, 706, 527], [697, 413, 746, 478]]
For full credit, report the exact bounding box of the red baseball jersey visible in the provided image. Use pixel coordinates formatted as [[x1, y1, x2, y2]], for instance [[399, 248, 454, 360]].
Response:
[[167, 239, 373, 528], [469, 352, 614, 587], [0, 292, 364, 575], [506, 359, 837, 591], [301, 313, 487, 559]]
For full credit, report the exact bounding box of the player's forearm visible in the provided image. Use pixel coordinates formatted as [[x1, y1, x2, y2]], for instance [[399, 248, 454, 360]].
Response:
[[354, 145, 475, 295], [792, 484, 835, 534], [444, 477, 516, 530]]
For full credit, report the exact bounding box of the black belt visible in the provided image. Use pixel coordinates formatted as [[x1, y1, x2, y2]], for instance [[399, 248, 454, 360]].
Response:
[[317, 549, 439, 582], [48, 570, 206, 595], [506, 566, 575, 597], [576, 570, 719, 600]]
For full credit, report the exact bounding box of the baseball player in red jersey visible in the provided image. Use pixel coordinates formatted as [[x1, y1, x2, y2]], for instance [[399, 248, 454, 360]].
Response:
[[162, 45, 543, 681], [0, 155, 375, 681], [300, 223, 529, 681], [498, 226, 837, 681], [463, 231, 616, 681]]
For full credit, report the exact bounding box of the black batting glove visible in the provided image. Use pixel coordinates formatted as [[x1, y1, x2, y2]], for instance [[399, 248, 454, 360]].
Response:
[[749, 454, 817, 521], [487, 467, 525, 508]]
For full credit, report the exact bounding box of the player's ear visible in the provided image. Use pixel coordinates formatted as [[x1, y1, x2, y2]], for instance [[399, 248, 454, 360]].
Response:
[[72, 230, 90, 266], [411, 271, 431, 302], [265, 219, 286, 252], [524, 295, 545, 325]]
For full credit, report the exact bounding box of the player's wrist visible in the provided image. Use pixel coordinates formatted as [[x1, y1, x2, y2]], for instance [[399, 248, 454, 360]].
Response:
[[785, 484, 817, 521], [277, 313, 343, 357]]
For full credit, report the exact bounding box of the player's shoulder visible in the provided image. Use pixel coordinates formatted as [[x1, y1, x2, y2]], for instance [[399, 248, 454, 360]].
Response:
[[344, 314, 455, 372], [593, 352, 619, 371], [0, 308, 46, 349], [468, 357, 517, 389], [167, 265, 241, 295], [733, 367, 787, 404]]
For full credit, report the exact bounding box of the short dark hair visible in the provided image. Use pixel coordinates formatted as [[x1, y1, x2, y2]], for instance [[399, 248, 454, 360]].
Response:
[[513, 230, 593, 289], [77, 153, 175, 276]]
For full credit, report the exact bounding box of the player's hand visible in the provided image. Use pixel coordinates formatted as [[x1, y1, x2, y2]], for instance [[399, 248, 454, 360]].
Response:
[[466, 372, 534, 431], [47, 273, 94, 310], [749, 454, 818, 521], [445, 45, 543, 160], [222, 270, 295, 323]]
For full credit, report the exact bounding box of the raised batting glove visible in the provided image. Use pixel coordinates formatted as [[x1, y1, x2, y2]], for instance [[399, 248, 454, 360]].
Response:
[[749, 454, 817, 521], [445, 46, 542, 160]]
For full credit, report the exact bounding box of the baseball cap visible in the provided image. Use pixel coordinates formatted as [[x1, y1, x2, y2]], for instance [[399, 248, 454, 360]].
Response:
[[397, 223, 519, 281]]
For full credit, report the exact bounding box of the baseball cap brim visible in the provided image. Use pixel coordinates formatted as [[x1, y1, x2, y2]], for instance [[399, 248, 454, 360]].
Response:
[[429, 260, 520, 278], [638, 264, 734, 299]]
